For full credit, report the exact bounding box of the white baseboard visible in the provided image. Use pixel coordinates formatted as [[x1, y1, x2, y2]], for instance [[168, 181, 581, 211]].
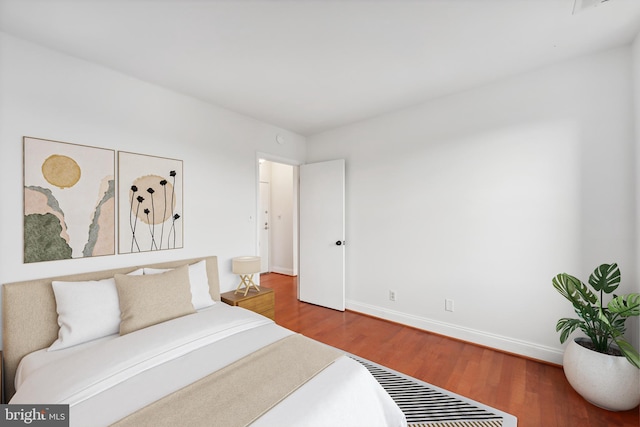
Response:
[[269, 266, 295, 276], [346, 299, 564, 365]]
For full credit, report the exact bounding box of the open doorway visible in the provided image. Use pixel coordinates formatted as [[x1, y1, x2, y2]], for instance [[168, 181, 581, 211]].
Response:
[[258, 159, 298, 276]]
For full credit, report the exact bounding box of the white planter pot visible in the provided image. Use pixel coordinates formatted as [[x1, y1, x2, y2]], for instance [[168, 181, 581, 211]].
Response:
[[563, 337, 640, 411]]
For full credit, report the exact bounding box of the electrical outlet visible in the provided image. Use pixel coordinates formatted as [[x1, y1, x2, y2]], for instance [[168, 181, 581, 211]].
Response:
[[445, 299, 454, 312], [389, 290, 396, 302]]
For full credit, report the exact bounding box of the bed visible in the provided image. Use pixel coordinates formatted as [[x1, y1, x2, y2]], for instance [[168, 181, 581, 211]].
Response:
[[2, 256, 407, 427]]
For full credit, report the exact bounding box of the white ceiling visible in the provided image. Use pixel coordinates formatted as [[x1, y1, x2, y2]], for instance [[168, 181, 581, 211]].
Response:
[[1, 0, 639, 136]]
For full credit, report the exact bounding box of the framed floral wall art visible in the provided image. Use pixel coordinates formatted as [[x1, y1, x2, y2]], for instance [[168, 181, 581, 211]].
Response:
[[118, 151, 183, 253], [23, 137, 116, 263]]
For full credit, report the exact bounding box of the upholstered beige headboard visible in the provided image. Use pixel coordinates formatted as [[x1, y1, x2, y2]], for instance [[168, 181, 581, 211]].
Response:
[[1, 256, 220, 402]]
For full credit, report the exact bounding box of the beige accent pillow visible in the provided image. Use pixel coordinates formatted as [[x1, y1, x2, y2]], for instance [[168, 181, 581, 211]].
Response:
[[144, 260, 215, 310], [114, 265, 196, 335]]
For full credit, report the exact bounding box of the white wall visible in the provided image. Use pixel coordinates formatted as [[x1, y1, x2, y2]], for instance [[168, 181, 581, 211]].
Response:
[[258, 160, 296, 275], [0, 33, 306, 345], [632, 32, 640, 349], [307, 46, 637, 364], [269, 162, 296, 276]]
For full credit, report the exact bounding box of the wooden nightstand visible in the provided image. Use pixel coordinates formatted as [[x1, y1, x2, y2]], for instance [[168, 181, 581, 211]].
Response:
[[220, 287, 275, 321]]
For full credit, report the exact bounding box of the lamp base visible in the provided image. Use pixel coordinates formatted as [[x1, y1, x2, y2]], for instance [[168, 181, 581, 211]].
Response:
[[234, 274, 261, 296]]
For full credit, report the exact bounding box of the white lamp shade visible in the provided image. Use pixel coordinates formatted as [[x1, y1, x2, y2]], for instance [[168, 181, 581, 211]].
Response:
[[232, 256, 261, 274]]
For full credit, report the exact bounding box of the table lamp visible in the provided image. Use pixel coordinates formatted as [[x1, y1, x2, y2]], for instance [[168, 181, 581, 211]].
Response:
[[232, 256, 261, 296]]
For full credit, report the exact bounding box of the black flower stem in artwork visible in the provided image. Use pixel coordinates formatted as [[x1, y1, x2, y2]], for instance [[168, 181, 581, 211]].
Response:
[[144, 209, 156, 251], [169, 170, 178, 249], [170, 170, 176, 216], [131, 195, 144, 252], [169, 213, 180, 249], [159, 179, 167, 250], [147, 188, 158, 250], [129, 186, 137, 231], [129, 186, 141, 252]]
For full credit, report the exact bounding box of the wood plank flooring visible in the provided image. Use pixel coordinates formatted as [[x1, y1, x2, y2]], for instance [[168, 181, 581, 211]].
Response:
[[261, 273, 640, 427]]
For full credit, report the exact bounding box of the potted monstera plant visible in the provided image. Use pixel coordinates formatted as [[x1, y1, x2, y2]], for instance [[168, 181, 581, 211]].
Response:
[[552, 263, 640, 411]]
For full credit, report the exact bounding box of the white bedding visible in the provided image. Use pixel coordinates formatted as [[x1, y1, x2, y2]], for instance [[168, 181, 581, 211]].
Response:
[[14, 335, 117, 392], [12, 304, 406, 427]]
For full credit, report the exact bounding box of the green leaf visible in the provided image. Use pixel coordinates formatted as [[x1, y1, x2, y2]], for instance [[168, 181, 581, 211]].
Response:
[[608, 294, 640, 318], [556, 318, 583, 344], [612, 336, 640, 369], [553, 273, 597, 307], [589, 263, 620, 294]]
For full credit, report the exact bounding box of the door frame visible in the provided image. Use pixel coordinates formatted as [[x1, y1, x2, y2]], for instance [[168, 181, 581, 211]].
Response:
[[255, 152, 301, 277]]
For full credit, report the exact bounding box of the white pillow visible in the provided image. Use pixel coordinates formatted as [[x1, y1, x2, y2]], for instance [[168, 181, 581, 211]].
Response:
[[49, 277, 120, 351], [144, 260, 214, 310], [48, 268, 144, 351]]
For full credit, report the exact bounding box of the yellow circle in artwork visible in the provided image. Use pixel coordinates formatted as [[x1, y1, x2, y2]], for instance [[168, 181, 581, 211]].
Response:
[[42, 155, 81, 189]]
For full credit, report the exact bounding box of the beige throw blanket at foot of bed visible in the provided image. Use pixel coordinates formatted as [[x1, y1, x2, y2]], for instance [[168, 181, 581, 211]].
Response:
[[111, 334, 343, 427]]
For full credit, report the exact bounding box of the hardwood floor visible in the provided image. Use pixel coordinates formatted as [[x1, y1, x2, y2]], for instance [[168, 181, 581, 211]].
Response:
[[261, 273, 640, 427]]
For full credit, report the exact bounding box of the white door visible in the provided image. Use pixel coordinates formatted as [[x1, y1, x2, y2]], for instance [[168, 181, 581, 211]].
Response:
[[259, 181, 270, 273], [299, 159, 345, 311]]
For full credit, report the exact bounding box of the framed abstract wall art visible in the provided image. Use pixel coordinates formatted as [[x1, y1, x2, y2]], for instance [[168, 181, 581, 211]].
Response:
[[23, 137, 116, 263], [118, 151, 183, 253]]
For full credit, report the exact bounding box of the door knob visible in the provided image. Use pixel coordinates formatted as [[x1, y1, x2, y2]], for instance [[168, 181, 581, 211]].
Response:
[[335, 240, 345, 246]]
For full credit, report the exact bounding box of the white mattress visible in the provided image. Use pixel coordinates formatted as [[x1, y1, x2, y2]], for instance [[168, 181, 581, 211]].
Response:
[[12, 304, 406, 427]]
